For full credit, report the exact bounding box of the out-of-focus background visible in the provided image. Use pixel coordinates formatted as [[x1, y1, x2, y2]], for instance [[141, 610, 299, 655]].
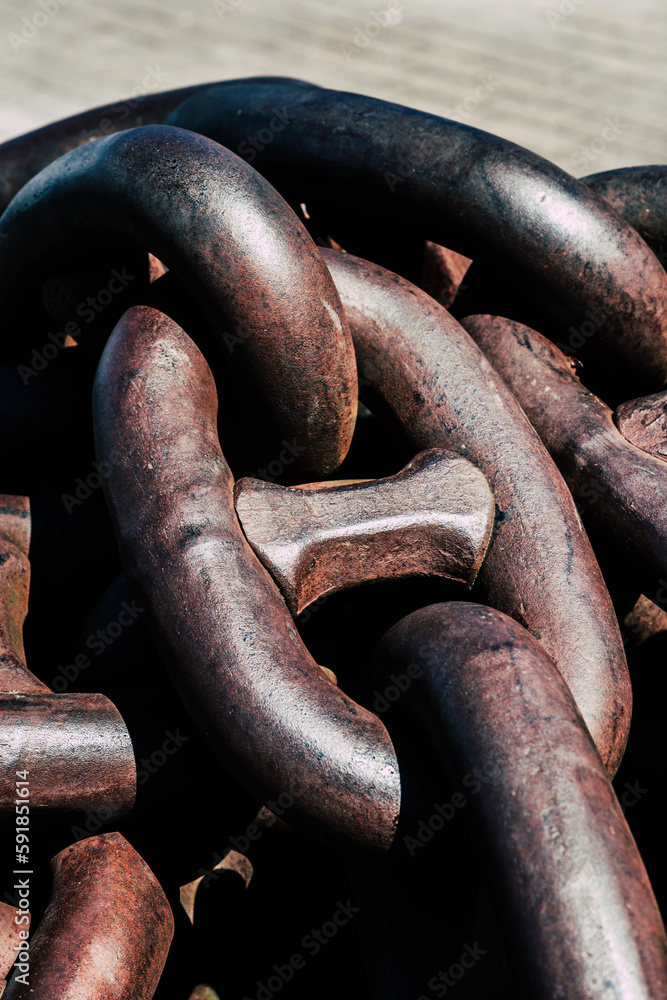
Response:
[[1, 0, 666, 175]]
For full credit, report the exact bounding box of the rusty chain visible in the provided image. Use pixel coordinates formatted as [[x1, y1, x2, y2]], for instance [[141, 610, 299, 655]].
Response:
[[0, 77, 666, 999]]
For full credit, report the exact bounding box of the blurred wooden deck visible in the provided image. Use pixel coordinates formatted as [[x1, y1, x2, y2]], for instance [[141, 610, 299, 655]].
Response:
[[1, 0, 666, 174]]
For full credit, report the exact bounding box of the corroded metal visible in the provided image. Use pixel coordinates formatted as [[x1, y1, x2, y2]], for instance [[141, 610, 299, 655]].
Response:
[[0, 77, 311, 214], [0, 495, 48, 695], [0, 495, 136, 824], [3, 75, 667, 998], [0, 84, 205, 214], [420, 241, 472, 309], [582, 165, 667, 256], [371, 602, 667, 999], [615, 389, 667, 460], [462, 314, 667, 586], [234, 449, 495, 616], [0, 902, 29, 984], [92, 303, 400, 852], [322, 249, 630, 777], [623, 594, 667, 651], [3, 833, 173, 999], [166, 78, 667, 386], [0, 124, 357, 477], [0, 693, 136, 824]]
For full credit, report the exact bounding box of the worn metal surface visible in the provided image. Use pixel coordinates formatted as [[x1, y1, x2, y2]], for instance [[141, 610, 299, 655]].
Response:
[[615, 390, 667, 460], [92, 303, 400, 852], [3, 74, 666, 997], [0, 494, 136, 824], [0, 84, 205, 214], [372, 602, 667, 999], [622, 593, 667, 651], [0, 902, 29, 984], [582, 165, 667, 257], [0, 693, 136, 823], [0, 123, 357, 477], [0, 77, 311, 215], [234, 449, 494, 616], [462, 314, 667, 586], [166, 78, 667, 387], [3, 832, 173, 999], [323, 249, 629, 777], [0, 495, 49, 695], [420, 241, 472, 309]]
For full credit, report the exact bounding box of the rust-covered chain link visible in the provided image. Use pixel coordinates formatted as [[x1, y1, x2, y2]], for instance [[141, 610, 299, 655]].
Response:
[[0, 77, 666, 999]]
